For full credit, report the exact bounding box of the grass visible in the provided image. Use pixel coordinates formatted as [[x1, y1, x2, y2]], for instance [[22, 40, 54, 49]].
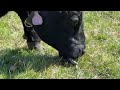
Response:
[[0, 11, 120, 79]]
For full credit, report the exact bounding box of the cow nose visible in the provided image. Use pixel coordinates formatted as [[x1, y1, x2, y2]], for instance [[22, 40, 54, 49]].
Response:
[[79, 48, 85, 56], [81, 49, 85, 55]]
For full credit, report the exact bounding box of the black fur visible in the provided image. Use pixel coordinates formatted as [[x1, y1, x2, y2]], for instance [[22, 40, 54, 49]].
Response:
[[32, 11, 86, 63], [0, 11, 86, 65]]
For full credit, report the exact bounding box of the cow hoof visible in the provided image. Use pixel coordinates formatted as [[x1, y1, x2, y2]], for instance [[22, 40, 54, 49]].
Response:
[[27, 42, 44, 51]]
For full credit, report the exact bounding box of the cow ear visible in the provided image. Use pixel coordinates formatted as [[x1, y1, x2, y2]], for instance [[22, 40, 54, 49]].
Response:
[[32, 11, 43, 25]]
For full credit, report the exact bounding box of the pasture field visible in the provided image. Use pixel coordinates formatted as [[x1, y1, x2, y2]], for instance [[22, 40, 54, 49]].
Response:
[[0, 11, 120, 79]]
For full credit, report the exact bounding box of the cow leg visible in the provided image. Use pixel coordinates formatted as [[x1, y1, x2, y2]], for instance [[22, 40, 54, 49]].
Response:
[[15, 11, 43, 51], [24, 27, 43, 50]]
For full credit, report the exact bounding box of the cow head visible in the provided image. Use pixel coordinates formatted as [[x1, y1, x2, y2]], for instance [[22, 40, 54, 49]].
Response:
[[25, 11, 85, 66]]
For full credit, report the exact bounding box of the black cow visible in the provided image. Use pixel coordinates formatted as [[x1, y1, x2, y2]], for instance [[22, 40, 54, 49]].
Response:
[[25, 11, 86, 65], [0, 11, 42, 50], [0, 11, 85, 65]]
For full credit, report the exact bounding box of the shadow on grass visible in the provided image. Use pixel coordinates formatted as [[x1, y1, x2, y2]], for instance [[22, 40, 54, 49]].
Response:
[[0, 47, 62, 79]]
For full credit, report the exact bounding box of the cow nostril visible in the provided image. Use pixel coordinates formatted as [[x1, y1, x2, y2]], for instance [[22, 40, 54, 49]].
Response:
[[79, 48, 85, 56], [82, 49, 85, 55]]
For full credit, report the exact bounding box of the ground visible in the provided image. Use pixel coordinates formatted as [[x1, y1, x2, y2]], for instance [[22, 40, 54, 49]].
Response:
[[0, 11, 120, 79]]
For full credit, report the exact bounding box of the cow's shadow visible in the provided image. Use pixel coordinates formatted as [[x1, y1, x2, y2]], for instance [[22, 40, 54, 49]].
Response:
[[0, 47, 63, 79]]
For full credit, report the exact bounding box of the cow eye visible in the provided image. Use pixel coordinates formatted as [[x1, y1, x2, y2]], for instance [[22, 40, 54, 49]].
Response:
[[71, 15, 79, 26]]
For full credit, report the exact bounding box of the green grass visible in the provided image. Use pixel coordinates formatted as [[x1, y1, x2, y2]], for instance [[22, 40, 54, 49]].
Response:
[[0, 11, 120, 79]]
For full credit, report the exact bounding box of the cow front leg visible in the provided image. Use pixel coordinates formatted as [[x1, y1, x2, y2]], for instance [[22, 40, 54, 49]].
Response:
[[22, 11, 44, 51], [23, 26, 44, 51], [16, 10, 43, 51]]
